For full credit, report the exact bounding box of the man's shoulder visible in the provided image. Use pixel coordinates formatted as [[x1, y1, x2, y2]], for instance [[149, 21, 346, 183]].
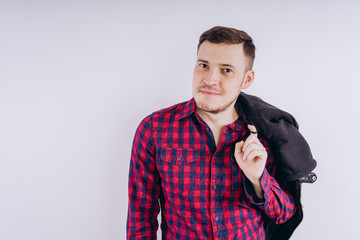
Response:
[[140, 99, 194, 124], [150, 99, 194, 119], [153, 99, 191, 116]]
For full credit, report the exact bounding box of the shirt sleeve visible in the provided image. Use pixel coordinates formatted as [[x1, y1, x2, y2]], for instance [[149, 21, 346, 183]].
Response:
[[127, 115, 161, 239], [243, 139, 297, 224]]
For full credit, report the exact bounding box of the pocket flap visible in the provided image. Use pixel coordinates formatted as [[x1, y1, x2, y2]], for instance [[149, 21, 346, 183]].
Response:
[[160, 148, 199, 165]]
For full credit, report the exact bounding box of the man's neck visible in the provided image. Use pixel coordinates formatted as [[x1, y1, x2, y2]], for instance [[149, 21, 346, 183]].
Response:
[[196, 104, 239, 130]]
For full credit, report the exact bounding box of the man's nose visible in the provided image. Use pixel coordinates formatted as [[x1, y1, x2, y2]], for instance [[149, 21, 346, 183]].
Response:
[[203, 68, 220, 85]]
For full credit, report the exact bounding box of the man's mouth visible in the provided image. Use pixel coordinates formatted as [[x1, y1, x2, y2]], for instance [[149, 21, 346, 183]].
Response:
[[199, 89, 220, 95]]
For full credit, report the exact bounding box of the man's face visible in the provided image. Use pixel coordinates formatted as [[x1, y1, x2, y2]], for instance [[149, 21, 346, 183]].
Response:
[[192, 41, 251, 114]]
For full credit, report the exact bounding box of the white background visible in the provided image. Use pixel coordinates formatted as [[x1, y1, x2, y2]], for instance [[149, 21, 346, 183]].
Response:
[[1, 0, 359, 239]]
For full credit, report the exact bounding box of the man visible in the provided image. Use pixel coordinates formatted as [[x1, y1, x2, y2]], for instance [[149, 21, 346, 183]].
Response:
[[127, 26, 316, 240]]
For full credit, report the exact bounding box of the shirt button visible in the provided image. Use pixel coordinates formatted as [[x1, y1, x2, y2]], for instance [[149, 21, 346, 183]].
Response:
[[176, 156, 181, 161], [215, 216, 219, 221], [213, 185, 218, 190]]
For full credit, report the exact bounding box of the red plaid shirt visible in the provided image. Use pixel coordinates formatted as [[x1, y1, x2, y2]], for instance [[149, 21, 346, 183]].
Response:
[[127, 98, 296, 240]]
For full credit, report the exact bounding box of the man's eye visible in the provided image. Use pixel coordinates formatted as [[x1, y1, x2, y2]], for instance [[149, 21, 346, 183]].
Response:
[[199, 63, 208, 68], [223, 68, 232, 73]]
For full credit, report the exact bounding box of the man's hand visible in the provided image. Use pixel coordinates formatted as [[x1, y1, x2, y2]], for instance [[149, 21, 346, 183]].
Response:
[[234, 125, 267, 198]]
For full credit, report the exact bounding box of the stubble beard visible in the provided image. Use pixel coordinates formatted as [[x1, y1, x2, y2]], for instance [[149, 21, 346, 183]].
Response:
[[195, 75, 246, 114], [196, 88, 242, 114]]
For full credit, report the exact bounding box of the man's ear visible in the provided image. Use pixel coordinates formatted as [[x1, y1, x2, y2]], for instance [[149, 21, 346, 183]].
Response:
[[241, 70, 255, 90]]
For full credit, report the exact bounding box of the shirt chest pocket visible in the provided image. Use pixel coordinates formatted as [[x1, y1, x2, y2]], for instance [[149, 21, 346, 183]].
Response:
[[158, 148, 200, 191]]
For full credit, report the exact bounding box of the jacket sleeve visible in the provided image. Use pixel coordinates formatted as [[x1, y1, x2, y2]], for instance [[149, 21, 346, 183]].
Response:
[[243, 138, 296, 224], [127, 115, 161, 239]]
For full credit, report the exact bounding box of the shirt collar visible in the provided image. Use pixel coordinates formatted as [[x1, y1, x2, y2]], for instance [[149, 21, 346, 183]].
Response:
[[176, 98, 244, 131], [176, 98, 196, 120], [228, 118, 243, 131]]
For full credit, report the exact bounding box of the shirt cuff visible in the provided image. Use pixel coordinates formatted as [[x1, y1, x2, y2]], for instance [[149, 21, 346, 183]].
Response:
[[243, 169, 272, 205]]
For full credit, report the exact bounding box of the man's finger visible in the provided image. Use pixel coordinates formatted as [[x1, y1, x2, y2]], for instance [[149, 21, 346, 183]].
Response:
[[242, 124, 259, 152], [246, 149, 267, 163], [242, 143, 264, 161], [242, 134, 255, 152], [235, 140, 245, 156], [242, 133, 258, 152], [247, 124, 258, 135]]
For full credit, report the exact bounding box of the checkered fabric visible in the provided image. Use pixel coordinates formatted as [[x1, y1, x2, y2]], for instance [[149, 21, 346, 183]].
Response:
[[127, 98, 296, 240]]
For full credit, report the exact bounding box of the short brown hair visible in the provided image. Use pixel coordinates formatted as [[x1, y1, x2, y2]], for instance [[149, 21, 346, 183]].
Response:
[[197, 26, 256, 70]]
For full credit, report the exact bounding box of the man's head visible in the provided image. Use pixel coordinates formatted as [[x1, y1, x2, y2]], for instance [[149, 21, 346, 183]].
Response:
[[193, 26, 256, 114], [197, 26, 256, 71]]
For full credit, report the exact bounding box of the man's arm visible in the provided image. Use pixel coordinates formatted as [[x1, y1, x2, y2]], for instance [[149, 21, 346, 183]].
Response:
[[242, 168, 296, 224], [235, 125, 296, 224], [127, 115, 161, 239]]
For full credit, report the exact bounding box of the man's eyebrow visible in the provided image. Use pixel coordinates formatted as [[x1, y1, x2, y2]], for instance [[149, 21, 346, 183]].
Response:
[[197, 59, 209, 63], [220, 63, 236, 68], [197, 59, 236, 69]]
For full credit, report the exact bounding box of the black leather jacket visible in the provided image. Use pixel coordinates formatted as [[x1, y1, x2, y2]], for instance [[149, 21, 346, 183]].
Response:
[[235, 92, 317, 240]]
